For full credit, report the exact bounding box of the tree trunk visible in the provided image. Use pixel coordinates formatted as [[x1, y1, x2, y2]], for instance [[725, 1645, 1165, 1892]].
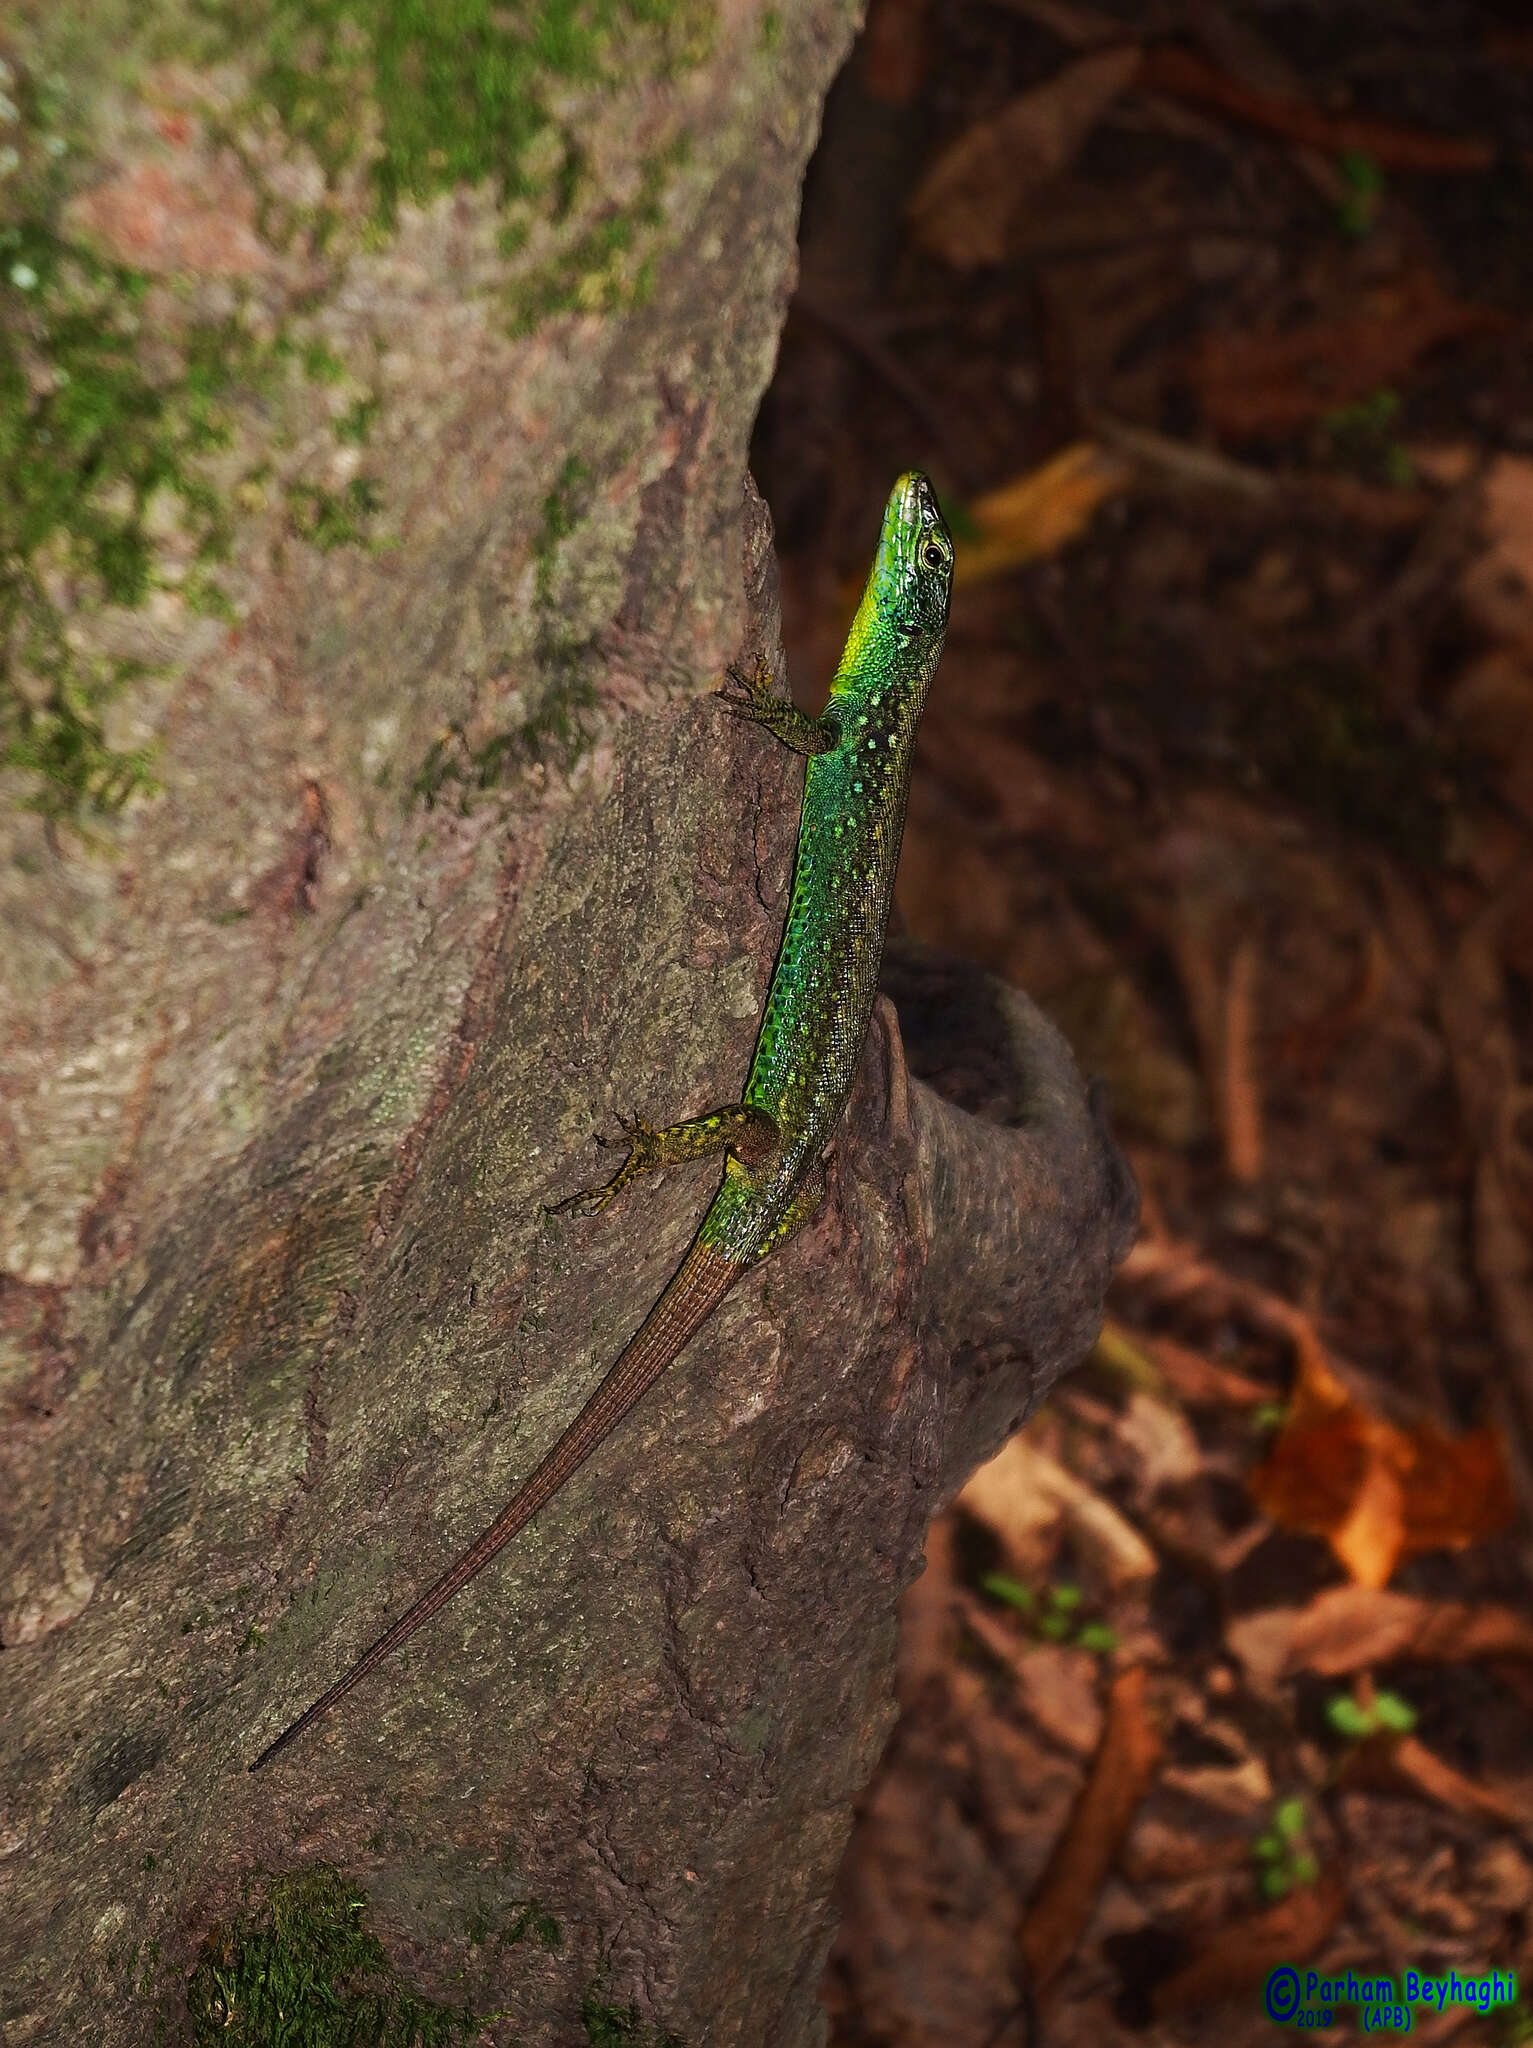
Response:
[[0, 5, 1135, 2042]]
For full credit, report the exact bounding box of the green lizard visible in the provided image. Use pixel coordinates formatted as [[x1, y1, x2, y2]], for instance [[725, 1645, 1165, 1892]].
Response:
[[249, 471, 954, 1771]]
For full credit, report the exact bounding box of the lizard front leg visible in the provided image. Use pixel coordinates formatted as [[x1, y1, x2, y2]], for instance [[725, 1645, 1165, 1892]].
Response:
[[550, 1103, 778, 1218], [717, 656, 838, 757]]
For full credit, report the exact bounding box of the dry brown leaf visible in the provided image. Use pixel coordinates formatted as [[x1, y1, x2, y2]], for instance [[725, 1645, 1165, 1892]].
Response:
[[1344, 1734, 1533, 1832], [1123, 1819, 1253, 1883], [1021, 1665, 1163, 1990], [1117, 1389, 1203, 1493], [1191, 273, 1509, 440], [909, 47, 1143, 270], [958, 1432, 1158, 1587], [1459, 456, 1533, 662], [1148, 1334, 1269, 1410], [1160, 1757, 1272, 1819], [958, 1434, 1071, 1570], [834, 444, 1131, 631], [1440, 903, 1533, 1452], [897, 1510, 959, 1694], [958, 442, 1134, 585], [1222, 935, 1264, 1184], [1016, 1644, 1106, 1759], [860, 0, 933, 107], [1150, 1870, 1347, 2015], [1238, 1584, 1533, 1681], [1275, 929, 1391, 1085], [1446, 651, 1533, 830], [1140, 44, 1494, 170], [961, 1600, 1107, 1755], [1225, 1608, 1308, 1695], [1401, 1422, 1520, 1553], [1247, 1329, 1515, 1587]]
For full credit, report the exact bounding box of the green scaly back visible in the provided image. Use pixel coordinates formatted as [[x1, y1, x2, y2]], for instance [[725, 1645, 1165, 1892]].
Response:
[[700, 471, 954, 1262]]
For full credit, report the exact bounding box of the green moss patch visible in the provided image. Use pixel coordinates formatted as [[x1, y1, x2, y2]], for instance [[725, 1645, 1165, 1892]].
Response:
[[0, 205, 241, 820], [507, 135, 689, 334], [186, 1868, 488, 2046], [243, 0, 705, 338], [250, 0, 710, 225], [581, 1985, 683, 2047], [2, 0, 711, 826], [0, 43, 384, 827]]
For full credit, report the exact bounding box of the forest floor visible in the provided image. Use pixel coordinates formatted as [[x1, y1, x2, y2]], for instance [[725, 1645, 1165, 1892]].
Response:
[[750, 2, 1533, 2041]]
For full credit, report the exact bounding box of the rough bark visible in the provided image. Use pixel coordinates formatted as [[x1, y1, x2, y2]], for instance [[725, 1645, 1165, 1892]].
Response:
[[0, 6, 1134, 2042]]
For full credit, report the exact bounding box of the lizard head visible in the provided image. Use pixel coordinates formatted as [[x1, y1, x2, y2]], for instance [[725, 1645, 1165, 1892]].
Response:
[[878, 470, 953, 642], [833, 472, 953, 698]]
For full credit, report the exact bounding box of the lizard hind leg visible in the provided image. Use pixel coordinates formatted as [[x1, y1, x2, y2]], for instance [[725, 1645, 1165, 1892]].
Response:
[[752, 1160, 827, 1260], [549, 1102, 778, 1218]]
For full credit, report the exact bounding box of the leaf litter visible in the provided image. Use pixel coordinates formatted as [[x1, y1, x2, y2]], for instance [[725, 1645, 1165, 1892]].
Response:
[[754, 0, 1533, 2040]]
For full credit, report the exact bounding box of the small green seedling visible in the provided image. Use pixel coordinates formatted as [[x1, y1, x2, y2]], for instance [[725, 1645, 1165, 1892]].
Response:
[[979, 1573, 1118, 1654], [1251, 1796, 1320, 1902], [1337, 149, 1385, 238], [1323, 388, 1413, 488], [1324, 1688, 1417, 1741], [581, 1988, 682, 2047]]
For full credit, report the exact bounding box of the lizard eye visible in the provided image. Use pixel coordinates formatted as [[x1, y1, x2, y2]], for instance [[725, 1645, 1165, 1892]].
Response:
[[920, 539, 946, 572]]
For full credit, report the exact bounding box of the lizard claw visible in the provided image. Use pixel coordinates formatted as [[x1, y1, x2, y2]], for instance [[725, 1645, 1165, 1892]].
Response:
[[716, 657, 777, 715], [548, 1111, 657, 1217], [555, 1189, 614, 1218]]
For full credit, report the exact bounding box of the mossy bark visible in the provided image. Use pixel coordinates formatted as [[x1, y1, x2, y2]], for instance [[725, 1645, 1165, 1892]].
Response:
[[0, 6, 1134, 2044]]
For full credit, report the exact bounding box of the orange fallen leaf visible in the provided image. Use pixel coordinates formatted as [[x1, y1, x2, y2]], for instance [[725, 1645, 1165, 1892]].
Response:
[[1122, 1236, 1512, 1582], [1247, 1332, 1515, 1587], [957, 441, 1133, 586], [1021, 1665, 1162, 1990], [832, 443, 1132, 627]]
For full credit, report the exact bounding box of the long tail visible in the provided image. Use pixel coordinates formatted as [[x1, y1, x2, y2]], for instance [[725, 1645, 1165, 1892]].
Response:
[[249, 1240, 741, 1771]]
